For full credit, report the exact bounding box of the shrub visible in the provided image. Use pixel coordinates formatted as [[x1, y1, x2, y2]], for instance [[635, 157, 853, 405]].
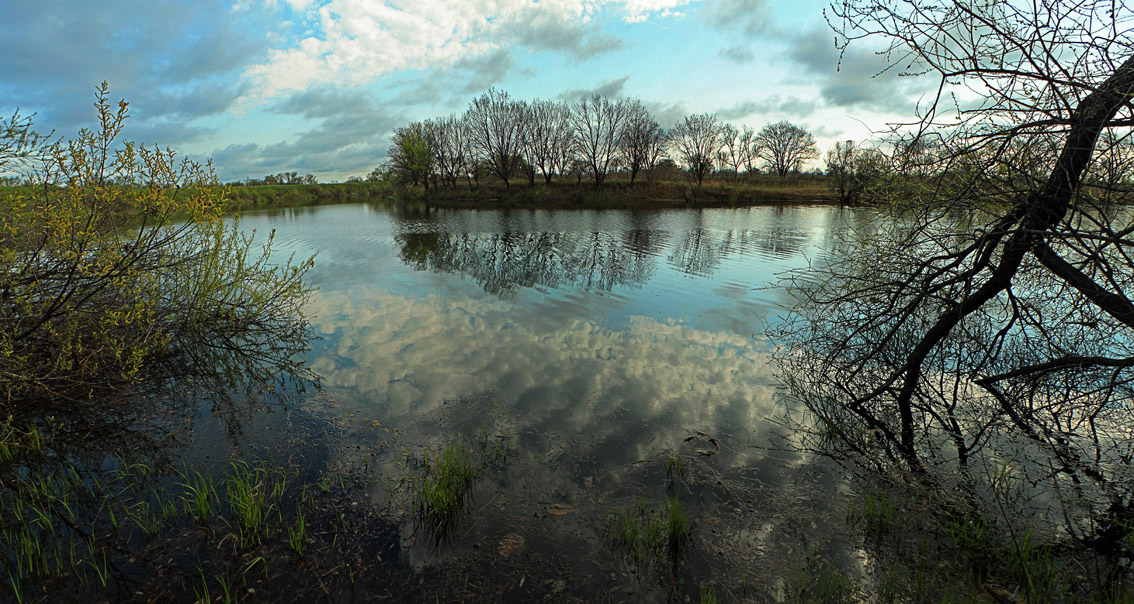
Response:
[[0, 83, 313, 407]]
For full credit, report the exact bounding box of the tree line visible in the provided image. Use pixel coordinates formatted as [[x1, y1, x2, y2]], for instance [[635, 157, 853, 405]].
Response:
[[384, 88, 820, 188], [226, 171, 319, 186]]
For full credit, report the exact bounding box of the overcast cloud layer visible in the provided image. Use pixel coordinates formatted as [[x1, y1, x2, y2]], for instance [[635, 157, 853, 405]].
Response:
[[2, 0, 925, 182]]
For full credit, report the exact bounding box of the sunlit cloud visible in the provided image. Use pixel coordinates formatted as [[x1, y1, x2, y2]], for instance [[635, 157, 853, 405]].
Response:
[[241, 0, 693, 101]]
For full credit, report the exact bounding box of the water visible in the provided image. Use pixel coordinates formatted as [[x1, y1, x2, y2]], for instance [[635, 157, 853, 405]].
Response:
[[6, 202, 868, 602], [228, 203, 861, 596], [248, 204, 841, 425]]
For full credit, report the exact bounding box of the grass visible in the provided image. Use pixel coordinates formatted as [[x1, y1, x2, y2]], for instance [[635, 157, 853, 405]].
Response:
[[785, 563, 854, 604], [178, 466, 218, 521], [287, 504, 308, 556], [604, 492, 691, 563], [665, 452, 685, 488], [846, 488, 897, 541], [833, 479, 1134, 604], [412, 437, 480, 535], [0, 414, 401, 602], [224, 460, 286, 548], [0, 415, 46, 464], [1006, 529, 1062, 602], [665, 491, 690, 551]]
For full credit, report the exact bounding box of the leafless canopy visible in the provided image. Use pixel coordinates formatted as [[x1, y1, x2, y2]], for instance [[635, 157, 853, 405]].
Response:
[[755, 120, 818, 177], [466, 88, 526, 187], [720, 124, 754, 178], [571, 95, 628, 184], [619, 100, 667, 183], [520, 99, 573, 184], [426, 115, 471, 188], [777, 0, 1134, 551], [669, 113, 724, 186]]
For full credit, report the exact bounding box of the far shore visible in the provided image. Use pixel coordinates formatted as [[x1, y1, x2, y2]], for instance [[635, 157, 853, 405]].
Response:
[[222, 174, 840, 212]]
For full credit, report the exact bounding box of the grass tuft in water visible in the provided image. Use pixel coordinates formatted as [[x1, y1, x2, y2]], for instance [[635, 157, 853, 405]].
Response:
[[604, 492, 691, 563], [178, 466, 218, 522], [845, 489, 896, 541], [665, 452, 685, 488], [1006, 529, 1063, 602], [699, 583, 719, 604], [785, 563, 854, 604], [224, 460, 284, 548], [412, 437, 479, 535], [287, 504, 308, 556], [665, 491, 690, 553]]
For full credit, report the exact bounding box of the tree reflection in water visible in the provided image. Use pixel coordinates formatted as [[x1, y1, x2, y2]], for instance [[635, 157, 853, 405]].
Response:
[[396, 230, 658, 297]]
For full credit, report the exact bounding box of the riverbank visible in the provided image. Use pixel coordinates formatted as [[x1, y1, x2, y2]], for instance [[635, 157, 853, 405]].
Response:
[[219, 176, 838, 213], [401, 175, 838, 209], [223, 181, 395, 211]]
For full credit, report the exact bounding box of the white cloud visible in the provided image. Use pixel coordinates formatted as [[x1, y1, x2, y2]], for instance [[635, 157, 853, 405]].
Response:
[[242, 0, 692, 100], [619, 0, 693, 22]]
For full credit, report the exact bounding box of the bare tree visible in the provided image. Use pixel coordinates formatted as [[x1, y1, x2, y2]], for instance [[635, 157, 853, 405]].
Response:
[[428, 115, 471, 188], [825, 140, 857, 204], [719, 124, 752, 179], [571, 95, 628, 184], [0, 110, 50, 181], [520, 99, 573, 185], [465, 88, 525, 187], [619, 100, 666, 184], [669, 113, 724, 186], [550, 112, 577, 183], [755, 121, 818, 177], [740, 126, 759, 174], [777, 0, 1134, 554], [825, 140, 890, 206]]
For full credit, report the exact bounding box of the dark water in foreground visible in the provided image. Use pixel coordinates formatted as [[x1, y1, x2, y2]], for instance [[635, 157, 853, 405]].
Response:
[[9, 203, 873, 603]]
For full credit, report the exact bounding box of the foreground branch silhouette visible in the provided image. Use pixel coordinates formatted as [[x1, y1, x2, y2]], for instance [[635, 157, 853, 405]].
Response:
[[777, 1, 1134, 554]]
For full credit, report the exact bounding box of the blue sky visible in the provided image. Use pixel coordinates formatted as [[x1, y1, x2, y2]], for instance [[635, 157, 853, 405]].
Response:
[[1, 0, 928, 182]]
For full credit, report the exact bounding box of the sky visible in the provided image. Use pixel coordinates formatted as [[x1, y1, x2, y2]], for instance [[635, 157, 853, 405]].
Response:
[[0, 0, 930, 183]]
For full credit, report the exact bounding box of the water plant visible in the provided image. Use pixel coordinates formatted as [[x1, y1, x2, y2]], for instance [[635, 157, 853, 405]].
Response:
[[946, 505, 990, 572], [1006, 529, 1063, 602], [785, 564, 854, 604], [412, 437, 479, 535], [225, 460, 283, 548], [604, 492, 691, 563], [288, 504, 308, 556], [178, 467, 218, 521], [665, 492, 689, 552], [699, 583, 718, 604], [665, 452, 685, 488], [845, 489, 896, 541]]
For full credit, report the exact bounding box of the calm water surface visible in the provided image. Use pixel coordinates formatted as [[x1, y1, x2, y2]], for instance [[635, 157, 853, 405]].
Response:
[[218, 202, 862, 598], [250, 204, 842, 426]]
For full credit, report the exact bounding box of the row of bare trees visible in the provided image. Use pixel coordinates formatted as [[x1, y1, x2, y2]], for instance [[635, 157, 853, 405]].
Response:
[[386, 89, 819, 188]]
